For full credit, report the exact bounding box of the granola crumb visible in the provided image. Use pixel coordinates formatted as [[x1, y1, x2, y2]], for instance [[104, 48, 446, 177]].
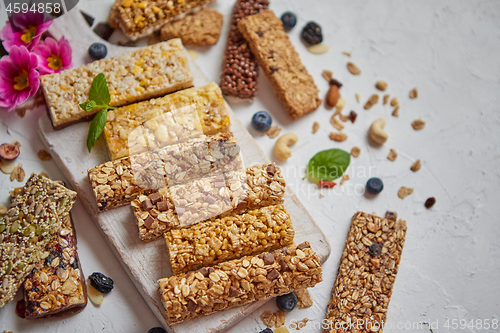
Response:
[[342, 51, 351, 57], [411, 159, 422, 172], [292, 318, 309, 330], [264, 126, 282, 139], [355, 93, 360, 103], [387, 149, 398, 161], [312, 122, 320, 134], [261, 309, 286, 328], [40, 171, 50, 179], [409, 88, 418, 99], [398, 186, 414, 199], [383, 94, 390, 105], [390, 97, 399, 106], [351, 147, 360, 157], [295, 288, 313, 308], [340, 174, 350, 185], [10, 163, 25, 182], [322, 70, 333, 82], [412, 119, 426, 130], [392, 106, 400, 117], [37, 149, 52, 161]]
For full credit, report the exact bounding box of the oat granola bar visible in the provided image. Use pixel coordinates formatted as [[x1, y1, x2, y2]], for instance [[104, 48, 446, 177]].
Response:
[[165, 204, 294, 274], [323, 212, 407, 333], [110, 0, 214, 40], [158, 242, 323, 324], [104, 82, 230, 160], [160, 8, 223, 46], [41, 39, 193, 129], [238, 10, 322, 119], [23, 213, 87, 318], [220, 0, 268, 100], [0, 174, 77, 307]]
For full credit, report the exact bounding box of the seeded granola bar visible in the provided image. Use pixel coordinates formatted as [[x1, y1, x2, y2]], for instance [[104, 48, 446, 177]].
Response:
[[158, 242, 322, 324], [104, 82, 230, 160], [220, 0, 268, 100], [160, 8, 223, 46], [238, 10, 322, 119], [23, 213, 87, 318], [0, 174, 77, 307], [165, 204, 294, 274], [323, 212, 407, 333], [41, 39, 193, 129], [110, 0, 214, 40], [131, 163, 286, 242]]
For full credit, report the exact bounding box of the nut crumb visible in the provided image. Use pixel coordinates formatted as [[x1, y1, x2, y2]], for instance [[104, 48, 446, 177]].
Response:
[[295, 288, 313, 308], [10, 164, 25, 182], [351, 147, 360, 157], [0, 205, 7, 216], [40, 171, 50, 179], [340, 174, 350, 185], [383, 94, 390, 105], [387, 149, 398, 161], [411, 159, 422, 172], [392, 106, 400, 117], [330, 115, 344, 131], [37, 150, 52, 161], [347, 62, 361, 75], [412, 119, 425, 130], [322, 70, 333, 82], [292, 318, 309, 330], [355, 93, 360, 103], [329, 132, 347, 142], [312, 122, 320, 134], [375, 80, 388, 91], [261, 310, 285, 328], [409, 88, 418, 99], [364, 94, 379, 110], [398, 187, 414, 199], [339, 113, 350, 122], [264, 126, 281, 139], [342, 51, 351, 57], [308, 43, 329, 54], [335, 98, 346, 114], [319, 193, 324, 199], [390, 97, 399, 106]]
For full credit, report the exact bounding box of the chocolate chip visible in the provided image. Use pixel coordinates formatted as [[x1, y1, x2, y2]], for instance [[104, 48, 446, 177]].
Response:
[[256, 30, 263, 37], [93, 22, 114, 41], [208, 267, 215, 274], [266, 164, 276, 176], [368, 242, 383, 257], [206, 194, 217, 204], [144, 214, 154, 229], [157, 201, 170, 212], [297, 243, 311, 250], [198, 267, 209, 277], [229, 286, 239, 297], [279, 259, 290, 272], [215, 181, 226, 189], [236, 200, 248, 211], [267, 268, 280, 281], [385, 211, 397, 221], [269, 66, 278, 74], [148, 192, 162, 204], [142, 198, 153, 211], [187, 300, 196, 312], [262, 253, 275, 265]]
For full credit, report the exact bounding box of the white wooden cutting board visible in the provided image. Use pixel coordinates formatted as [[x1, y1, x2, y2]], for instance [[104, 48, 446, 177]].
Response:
[[37, 7, 331, 333]]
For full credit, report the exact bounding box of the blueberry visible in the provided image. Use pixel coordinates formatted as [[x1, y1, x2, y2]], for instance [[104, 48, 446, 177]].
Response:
[[301, 22, 323, 45], [251, 111, 272, 132], [281, 12, 297, 30], [259, 329, 273, 333], [276, 292, 297, 312], [88, 43, 107, 61], [148, 328, 166, 333], [366, 178, 384, 195], [89, 272, 114, 294]]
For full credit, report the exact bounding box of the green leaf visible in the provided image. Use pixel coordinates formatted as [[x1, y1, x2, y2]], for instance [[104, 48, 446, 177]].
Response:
[[86, 109, 108, 153], [79, 100, 97, 112], [89, 73, 111, 106], [307, 149, 351, 181]]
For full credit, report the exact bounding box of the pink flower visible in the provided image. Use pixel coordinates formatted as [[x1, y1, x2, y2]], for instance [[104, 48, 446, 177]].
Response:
[[0, 45, 40, 111], [33, 37, 72, 74], [0, 12, 52, 52]]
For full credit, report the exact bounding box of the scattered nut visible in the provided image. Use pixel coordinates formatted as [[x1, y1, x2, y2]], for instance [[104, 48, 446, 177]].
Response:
[[326, 85, 340, 107], [412, 119, 426, 130], [40, 171, 49, 179], [273, 133, 298, 161], [411, 159, 422, 172], [329, 132, 347, 142], [369, 118, 388, 145], [0, 205, 7, 216], [392, 106, 400, 117], [383, 94, 390, 105], [312, 122, 320, 134], [308, 43, 329, 54], [0, 159, 16, 174], [375, 80, 388, 91], [264, 125, 281, 139], [355, 93, 360, 103], [351, 147, 360, 157], [339, 113, 350, 122], [330, 115, 344, 131], [409, 88, 418, 99], [390, 97, 399, 106], [87, 283, 104, 305], [387, 149, 398, 161], [398, 187, 414, 199], [342, 51, 351, 57], [322, 70, 333, 82], [335, 97, 346, 114], [364, 94, 379, 110], [37, 150, 52, 161], [340, 174, 350, 185], [347, 62, 361, 75], [10, 164, 25, 182]]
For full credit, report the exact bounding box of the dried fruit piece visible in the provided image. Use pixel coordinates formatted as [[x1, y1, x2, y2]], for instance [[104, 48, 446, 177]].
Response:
[[349, 111, 357, 123], [330, 115, 344, 131], [411, 159, 422, 172], [412, 119, 426, 130], [347, 62, 361, 75], [322, 70, 333, 82], [425, 197, 436, 209], [364, 94, 379, 110], [390, 97, 399, 106], [392, 106, 400, 117], [409, 88, 418, 99], [87, 284, 104, 305], [387, 149, 398, 161], [326, 85, 340, 107], [312, 122, 320, 134], [0, 159, 16, 174], [351, 147, 360, 157], [89, 272, 114, 294], [274, 327, 290, 333], [375, 80, 388, 91], [319, 180, 337, 188], [383, 94, 390, 105], [264, 126, 281, 139], [0, 144, 20, 160], [329, 132, 347, 142], [301, 22, 322, 45], [37, 150, 52, 161], [308, 43, 329, 54], [398, 186, 414, 199], [10, 164, 25, 182], [148, 328, 166, 333]]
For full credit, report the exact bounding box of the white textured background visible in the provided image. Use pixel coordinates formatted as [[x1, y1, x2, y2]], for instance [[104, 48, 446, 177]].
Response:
[[1, 0, 500, 332]]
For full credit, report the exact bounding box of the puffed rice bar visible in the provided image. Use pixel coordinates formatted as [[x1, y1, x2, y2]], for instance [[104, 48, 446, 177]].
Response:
[[158, 242, 323, 324], [104, 82, 231, 160], [323, 212, 407, 333], [0, 174, 77, 307], [41, 39, 193, 129], [165, 204, 294, 274]]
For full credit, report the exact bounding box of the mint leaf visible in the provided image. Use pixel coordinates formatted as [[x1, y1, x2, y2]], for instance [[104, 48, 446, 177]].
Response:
[[307, 149, 350, 181], [89, 73, 111, 106], [79, 100, 97, 112], [86, 109, 108, 152]]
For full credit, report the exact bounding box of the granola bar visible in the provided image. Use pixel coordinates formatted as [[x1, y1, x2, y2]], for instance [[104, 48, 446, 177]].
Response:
[[110, 0, 214, 40], [104, 82, 230, 160], [158, 242, 323, 324], [165, 204, 294, 274], [238, 10, 322, 119], [220, 0, 268, 100], [23, 213, 87, 318], [0, 174, 77, 307], [160, 8, 223, 46], [323, 212, 407, 333], [131, 163, 285, 242], [40, 39, 193, 129]]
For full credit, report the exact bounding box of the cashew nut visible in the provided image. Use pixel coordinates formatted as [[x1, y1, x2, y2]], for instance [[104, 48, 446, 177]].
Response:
[[369, 118, 388, 145], [273, 133, 298, 161]]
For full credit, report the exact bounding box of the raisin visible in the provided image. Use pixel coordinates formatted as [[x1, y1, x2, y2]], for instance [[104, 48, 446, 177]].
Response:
[[349, 111, 358, 123], [368, 242, 383, 257], [301, 22, 323, 45], [89, 272, 114, 294], [425, 197, 436, 209]]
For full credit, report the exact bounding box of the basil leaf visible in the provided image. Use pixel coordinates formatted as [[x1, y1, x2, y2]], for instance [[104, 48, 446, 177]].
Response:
[[79, 100, 97, 112], [307, 149, 351, 181], [89, 73, 111, 106], [86, 109, 108, 153]]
